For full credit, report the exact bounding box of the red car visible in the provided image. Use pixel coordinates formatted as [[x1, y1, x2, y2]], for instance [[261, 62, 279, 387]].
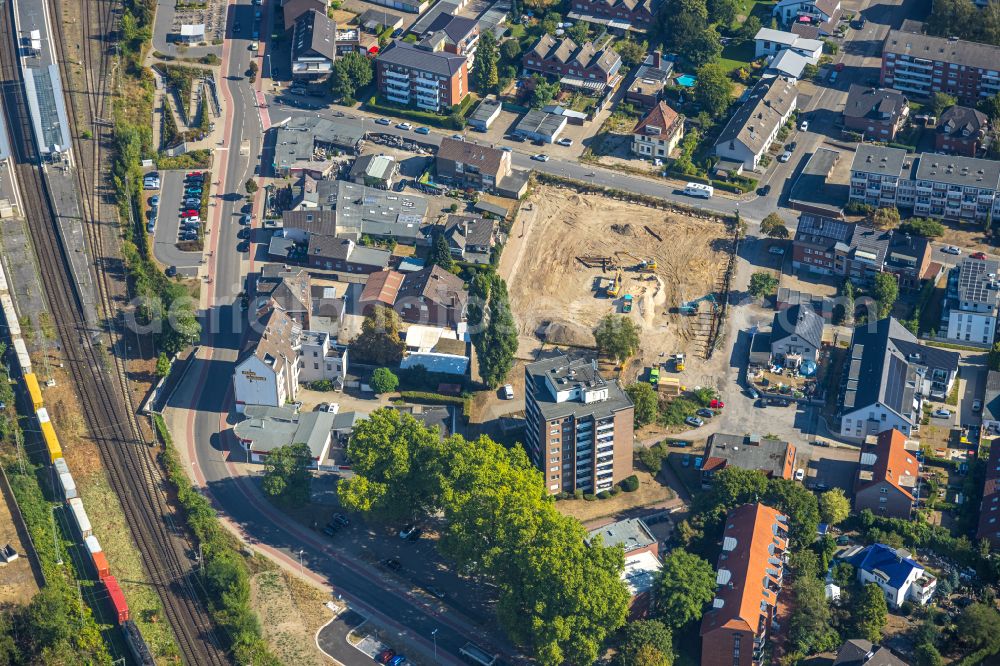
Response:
[[376, 650, 395, 664], [834, 62, 845, 72], [972, 252, 988, 259], [182, 210, 199, 217], [709, 398, 725, 409], [186, 171, 203, 178]]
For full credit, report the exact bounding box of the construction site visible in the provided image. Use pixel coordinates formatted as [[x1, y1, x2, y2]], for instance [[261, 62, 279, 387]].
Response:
[[505, 186, 735, 381]]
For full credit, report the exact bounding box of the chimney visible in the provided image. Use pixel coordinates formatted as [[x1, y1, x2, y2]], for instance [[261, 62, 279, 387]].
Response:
[[653, 50, 661, 68]]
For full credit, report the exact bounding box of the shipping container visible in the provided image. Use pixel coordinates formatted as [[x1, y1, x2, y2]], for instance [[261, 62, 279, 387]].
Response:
[[91, 550, 110, 579], [68, 497, 92, 538], [25, 374, 42, 410], [2, 294, 20, 338], [85, 534, 102, 554], [12, 338, 30, 374], [58, 471, 77, 500], [53, 457, 69, 476], [102, 575, 129, 623], [40, 420, 62, 463]]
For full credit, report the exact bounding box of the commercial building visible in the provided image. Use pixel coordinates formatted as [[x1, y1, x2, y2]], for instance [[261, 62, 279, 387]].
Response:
[[376, 39, 469, 113], [435, 137, 513, 192], [700, 503, 789, 666], [178, 23, 206, 43], [513, 109, 568, 143], [769, 304, 823, 365], [977, 442, 1000, 549], [849, 144, 1000, 223], [701, 433, 797, 484], [524, 354, 634, 495], [854, 429, 919, 519], [233, 405, 335, 464], [845, 543, 936, 607], [753, 28, 823, 63], [568, 0, 661, 32], [842, 85, 909, 140], [272, 117, 365, 177], [333, 180, 429, 244], [587, 518, 661, 618], [625, 51, 673, 108], [839, 317, 960, 439], [715, 76, 797, 171], [291, 10, 337, 78], [881, 30, 1000, 104], [944, 257, 1000, 345], [522, 34, 624, 92], [936, 105, 989, 156], [631, 101, 684, 159]]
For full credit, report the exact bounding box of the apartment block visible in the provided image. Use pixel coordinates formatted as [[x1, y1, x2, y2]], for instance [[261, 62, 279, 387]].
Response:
[[881, 30, 1000, 104], [849, 144, 1000, 223], [376, 39, 468, 113], [524, 355, 634, 495], [944, 257, 1000, 345], [701, 503, 789, 666]]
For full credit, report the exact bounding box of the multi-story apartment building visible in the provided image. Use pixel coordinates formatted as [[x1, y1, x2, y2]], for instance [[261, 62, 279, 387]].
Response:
[[435, 136, 513, 192], [881, 30, 1000, 104], [791, 214, 892, 285], [524, 355, 634, 495], [233, 307, 303, 413], [631, 100, 684, 159], [417, 15, 479, 71], [849, 144, 1000, 223], [945, 257, 1000, 345], [376, 39, 468, 112], [700, 503, 789, 666]]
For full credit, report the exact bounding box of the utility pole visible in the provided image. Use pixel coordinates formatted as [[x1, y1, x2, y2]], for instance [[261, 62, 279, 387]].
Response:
[[431, 628, 438, 658]]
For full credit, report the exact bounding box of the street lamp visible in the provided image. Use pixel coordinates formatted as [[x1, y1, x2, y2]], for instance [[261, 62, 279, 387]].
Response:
[[297, 548, 305, 573], [431, 628, 438, 658]]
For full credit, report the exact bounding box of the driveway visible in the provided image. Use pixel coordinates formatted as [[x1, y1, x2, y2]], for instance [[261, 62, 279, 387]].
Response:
[[316, 610, 372, 666], [152, 170, 202, 272]]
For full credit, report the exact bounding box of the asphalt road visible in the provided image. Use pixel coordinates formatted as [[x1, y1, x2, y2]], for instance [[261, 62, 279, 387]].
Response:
[[152, 170, 203, 272]]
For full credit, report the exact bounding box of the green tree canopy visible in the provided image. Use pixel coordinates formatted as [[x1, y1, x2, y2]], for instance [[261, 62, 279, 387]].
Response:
[[472, 275, 519, 388], [819, 488, 851, 526], [694, 62, 733, 118], [740, 15, 762, 40], [472, 30, 500, 92], [370, 367, 399, 394], [765, 479, 820, 548], [869, 206, 901, 230], [615, 619, 673, 666], [529, 75, 561, 109], [708, 0, 738, 27], [626, 382, 659, 427], [331, 51, 373, 102], [873, 272, 899, 319], [615, 38, 649, 68], [989, 341, 1000, 371], [500, 38, 522, 63], [350, 306, 406, 365], [855, 582, 889, 643], [760, 212, 790, 239], [897, 217, 945, 238], [429, 231, 455, 270], [653, 549, 715, 628], [959, 603, 1000, 651], [930, 91, 958, 117], [155, 352, 171, 377], [789, 575, 840, 654], [594, 314, 641, 362], [748, 271, 778, 300], [261, 443, 313, 507]]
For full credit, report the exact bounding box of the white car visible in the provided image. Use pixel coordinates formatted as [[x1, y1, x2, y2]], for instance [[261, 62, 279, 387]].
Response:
[[932, 408, 952, 418], [374, 117, 391, 126], [396, 122, 412, 130], [503, 384, 515, 399], [799, 120, 809, 131], [556, 137, 573, 147], [942, 245, 962, 255], [778, 151, 792, 163], [531, 154, 549, 162], [794, 468, 805, 482], [249, 41, 259, 51]]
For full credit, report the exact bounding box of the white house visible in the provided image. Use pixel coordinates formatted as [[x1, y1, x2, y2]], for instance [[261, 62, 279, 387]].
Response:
[[233, 309, 302, 413], [298, 330, 349, 387], [944, 258, 1000, 346], [846, 543, 937, 608], [772, 0, 841, 28], [232, 405, 336, 465], [715, 76, 797, 171], [754, 28, 823, 63]]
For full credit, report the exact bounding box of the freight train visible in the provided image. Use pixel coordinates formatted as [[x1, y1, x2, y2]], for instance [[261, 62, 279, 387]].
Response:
[[0, 261, 153, 664]]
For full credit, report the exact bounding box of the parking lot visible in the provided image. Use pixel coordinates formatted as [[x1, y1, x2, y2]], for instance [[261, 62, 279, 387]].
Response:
[[151, 170, 205, 273]]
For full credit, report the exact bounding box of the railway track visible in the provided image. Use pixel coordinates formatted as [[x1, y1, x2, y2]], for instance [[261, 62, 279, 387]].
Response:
[[0, 0, 230, 662]]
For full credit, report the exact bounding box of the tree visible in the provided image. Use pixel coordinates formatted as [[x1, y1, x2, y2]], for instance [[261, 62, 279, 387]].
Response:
[[748, 271, 778, 300], [261, 443, 313, 507], [760, 212, 790, 239], [429, 232, 454, 270], [790, 576, 840, 654], [523, 0, 560, 10], [700, 466, 769, 515], [856, 582, 889, 643], [803, 63, 819, 80], [898, 217, 945, 237], [500, 38, 522, 64], [350, 306, 405, 365], [740, 15, 762, 40], [331, 51, 373, 103], [819, 488, 850, 526], [914, 643, 944, 666], [615, 620, 673, 666], [694, 62, 733, 118], [869, 206, 900, 230], [654, 549, 715, 628], [615, 38, 649, 68], [245, 179, 258, 194], [685, 27, 723, 67], [529, 75, 561, 109], [959, 603, 1000, 650], [980, 93, 1000, 121], [626, 382, 659, 427], [472, 30, 500, 92], [822, 38, 839, 54], [658, 0, 720, 66], [370, 367, 399, 394], [765, 478, 820, 547], [472, 275, 519, 388], [708, 0, 738, 27], [594, 314, 641, 362], [155, 352, 171, 377], [989, 341, 1000, 371], [873, 272, 899, 319], [930, 91, 958, 118]]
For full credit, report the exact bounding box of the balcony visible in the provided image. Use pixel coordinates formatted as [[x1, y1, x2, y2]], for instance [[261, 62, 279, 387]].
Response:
[[384, 90, 410, 104], [383, 68, 409, 80]]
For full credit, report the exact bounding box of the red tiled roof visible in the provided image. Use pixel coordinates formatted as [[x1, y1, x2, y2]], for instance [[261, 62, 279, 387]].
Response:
[[632, 100, 681, 137], [856, 429, 916, 500], [360, 269, 404, 306]]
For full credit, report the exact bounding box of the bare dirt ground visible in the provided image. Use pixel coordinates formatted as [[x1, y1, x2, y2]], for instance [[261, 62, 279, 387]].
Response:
[[251, 567, 335, 666], [0, 480, 39, 607], [506, 186, 733, 381], [554, 468, 674, 524]]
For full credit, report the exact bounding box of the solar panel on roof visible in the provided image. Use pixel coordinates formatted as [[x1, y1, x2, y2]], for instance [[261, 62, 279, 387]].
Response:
[[884, 355, 907, 411]]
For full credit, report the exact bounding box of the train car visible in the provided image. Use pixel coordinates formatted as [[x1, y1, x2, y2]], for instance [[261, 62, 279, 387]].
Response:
[[58, 470, 77, 500], [25, 374, 42, 410], [67, 497, 92, 539], [53, 457, 69, 476], [102, 575, 129, 623], [39, 418, 62, 463], [12, 338, 30, 374], [85, 535, 110, 579], [1, 294, 20, 338], [122, 620, 155, 665]]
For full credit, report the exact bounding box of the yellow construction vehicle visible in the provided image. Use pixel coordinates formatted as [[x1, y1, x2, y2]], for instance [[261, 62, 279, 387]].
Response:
[[607, 268, 624, 298], [616, 251, 658, 272], [673, 353, 686, 372]]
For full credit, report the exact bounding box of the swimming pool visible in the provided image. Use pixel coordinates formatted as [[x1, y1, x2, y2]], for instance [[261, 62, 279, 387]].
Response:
[[675, 74, 697, 87]]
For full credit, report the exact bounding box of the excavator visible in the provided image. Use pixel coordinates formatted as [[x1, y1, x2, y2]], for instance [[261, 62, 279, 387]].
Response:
[[679, 294, 718, 316], [616, 251, 658, 273]]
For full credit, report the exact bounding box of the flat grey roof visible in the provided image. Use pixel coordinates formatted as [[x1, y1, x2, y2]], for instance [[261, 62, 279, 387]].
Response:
[[788, 148, 848, 214], [24, 65, 71, 155], [586, 518, 656, 553], [524, 354, 632, 422], [336, 180, 428, 240], [471, 97, 502, 123], [273, 116, 366, 171], [913, 153, 1000, 189], [851, 144, 907, 176], [514, 109, 567, 138]]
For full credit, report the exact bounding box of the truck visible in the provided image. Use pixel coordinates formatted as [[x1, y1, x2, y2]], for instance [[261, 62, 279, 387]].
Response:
[[672, 353, 685, 371], [622, 294, 633, 313], [649, 366, 660, 386]]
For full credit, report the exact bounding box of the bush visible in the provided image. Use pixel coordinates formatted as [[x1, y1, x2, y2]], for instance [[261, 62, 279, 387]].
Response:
[[310, 379, 336, 392], [637, 442, 670, 473], [597, 490, 611, 499], [398, 390, 467, 406], [620, 474, 640, 492], [556, 491, 571, 500], [371, 367, 399, 394], [584, 493, 597, 501], [574, 489, 584, 499], [609, 486, 621, 496]]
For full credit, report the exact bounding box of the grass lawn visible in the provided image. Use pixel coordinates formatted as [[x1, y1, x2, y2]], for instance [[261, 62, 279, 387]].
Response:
[[717, 39, 756, 74], [740, 0, 777, 22]]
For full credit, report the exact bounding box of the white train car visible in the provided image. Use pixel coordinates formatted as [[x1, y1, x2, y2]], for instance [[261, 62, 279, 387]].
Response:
[[53, 457, 69, 476], [67, 497, 92, 539], [58, 470, 77, 500], [1, 294, 19, 338], [12, 338, 30, 374]]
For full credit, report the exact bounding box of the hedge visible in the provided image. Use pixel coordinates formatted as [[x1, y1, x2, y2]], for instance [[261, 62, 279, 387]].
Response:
[[620, 474, 639, 492], [398, 391, 467, 406]]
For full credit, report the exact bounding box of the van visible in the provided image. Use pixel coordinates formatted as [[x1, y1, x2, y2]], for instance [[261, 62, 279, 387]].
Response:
[[684, 182, 713, 198]]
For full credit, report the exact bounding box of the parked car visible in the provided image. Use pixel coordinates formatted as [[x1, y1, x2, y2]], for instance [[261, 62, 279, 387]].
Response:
[[374, 117, 391, 126], [851, 16, 866, 28], [972, 252, 988, 259], [943, 245, 962, 255], [399, 524, 420, 540], [376, 649, 395, 664], [149, 195, 160, 206], [322, 524, 338, 537], [696, 408, 714, 418], [778, 151, 792, 163], [757, 184, 771, 196], [829, 71, 838, 82], [388, 656, 407, 666], [709, 398, 725, 409], [794, 468, 805, 481], [182, 210, 199, 217], [785, 141, 797, 151], [685, 416, 704, 428], [556, 137, 573, 147], [501, 146, 512, 152], [165, 265, 177, 277], [503, 384, 514, 399], [240, 214, 251, 225], [668, 439, 691, 447], [396, 122, 412, 130], [531, 153, 549, 162], [933, 409, 952, 418], [746, 386, 760, 399], [973, 399, 983, 412], [391, 28, 403, 38], [415, 126, 430, 135], [147, 220, 155, 233], [331, 513, 350, 527]]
